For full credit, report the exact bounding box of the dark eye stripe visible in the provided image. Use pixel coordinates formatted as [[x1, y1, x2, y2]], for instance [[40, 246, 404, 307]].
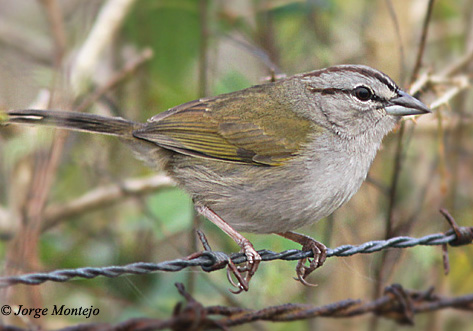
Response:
[[308, 87, 387, 103]]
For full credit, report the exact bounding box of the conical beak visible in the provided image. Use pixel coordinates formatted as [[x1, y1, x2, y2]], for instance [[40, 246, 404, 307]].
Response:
[[385, 91, 431, 116]]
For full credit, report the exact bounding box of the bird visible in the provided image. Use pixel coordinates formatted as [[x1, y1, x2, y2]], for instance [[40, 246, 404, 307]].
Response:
[[1, 65, 431, 292]]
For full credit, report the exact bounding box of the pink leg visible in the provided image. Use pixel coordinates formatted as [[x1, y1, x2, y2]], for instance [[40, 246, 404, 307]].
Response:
[[277, 231, 327, 286], [195, 204, 261, 291]]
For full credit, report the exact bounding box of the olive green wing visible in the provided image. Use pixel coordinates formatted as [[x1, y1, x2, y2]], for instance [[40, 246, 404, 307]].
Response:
[[132, 87, 312, 166]]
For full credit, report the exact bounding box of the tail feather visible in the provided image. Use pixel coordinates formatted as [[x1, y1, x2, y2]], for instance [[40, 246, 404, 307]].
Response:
[[3, 109, 141, 137]]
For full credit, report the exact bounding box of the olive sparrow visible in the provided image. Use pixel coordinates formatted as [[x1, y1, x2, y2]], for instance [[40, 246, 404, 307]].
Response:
[[2, 65, 430, 291]]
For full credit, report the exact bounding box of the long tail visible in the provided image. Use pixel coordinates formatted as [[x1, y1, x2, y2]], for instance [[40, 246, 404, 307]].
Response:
[[2, 109, 141, 137]]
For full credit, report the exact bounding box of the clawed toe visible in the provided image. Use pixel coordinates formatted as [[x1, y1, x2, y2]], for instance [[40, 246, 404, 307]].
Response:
[[278, 231, 327, 286], [295, 239, 327, 285], [226, 259, 249, 293], [226, 246, 261, 293]]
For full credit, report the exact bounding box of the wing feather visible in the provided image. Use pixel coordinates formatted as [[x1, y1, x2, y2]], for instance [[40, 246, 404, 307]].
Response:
[[133, 85, 312, 166]]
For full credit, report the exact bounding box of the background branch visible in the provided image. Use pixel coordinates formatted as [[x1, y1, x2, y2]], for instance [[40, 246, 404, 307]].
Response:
[[42, 174, 174, 231]]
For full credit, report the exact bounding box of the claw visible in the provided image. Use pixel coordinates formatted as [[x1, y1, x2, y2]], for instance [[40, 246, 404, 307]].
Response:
[[226, 261, 244, 293], [277, 231, 327, 286], [226, 244, 261, 293], [226, 258, 251, 294], [295, 239, 326, 285]]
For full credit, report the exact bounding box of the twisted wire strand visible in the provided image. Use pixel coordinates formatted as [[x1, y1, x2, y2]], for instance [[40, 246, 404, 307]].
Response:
[[0, 229, 468, 288]]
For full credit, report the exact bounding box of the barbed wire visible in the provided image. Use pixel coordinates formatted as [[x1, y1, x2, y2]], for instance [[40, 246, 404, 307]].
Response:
[[5, 283, 471, 330], [115, 283, 473, 329], [0, 225, 471, 288]]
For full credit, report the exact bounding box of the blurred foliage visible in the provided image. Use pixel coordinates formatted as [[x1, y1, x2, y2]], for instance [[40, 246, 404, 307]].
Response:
[[0, 0, 472, 330], [123, 0, 203, 112]]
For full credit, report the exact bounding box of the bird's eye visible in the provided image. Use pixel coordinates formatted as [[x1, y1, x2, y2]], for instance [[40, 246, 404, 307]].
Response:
[[353, 86, 373, 101]]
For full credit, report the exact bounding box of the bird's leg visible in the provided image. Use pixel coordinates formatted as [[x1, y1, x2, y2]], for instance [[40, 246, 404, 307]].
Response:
[[195, 204, 261, 292], [277, 231, 327, 286]]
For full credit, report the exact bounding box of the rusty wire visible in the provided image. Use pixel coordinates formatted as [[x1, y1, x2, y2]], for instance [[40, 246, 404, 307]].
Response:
[[5, 283, 470, 331], [0, 222, 471, 288]]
